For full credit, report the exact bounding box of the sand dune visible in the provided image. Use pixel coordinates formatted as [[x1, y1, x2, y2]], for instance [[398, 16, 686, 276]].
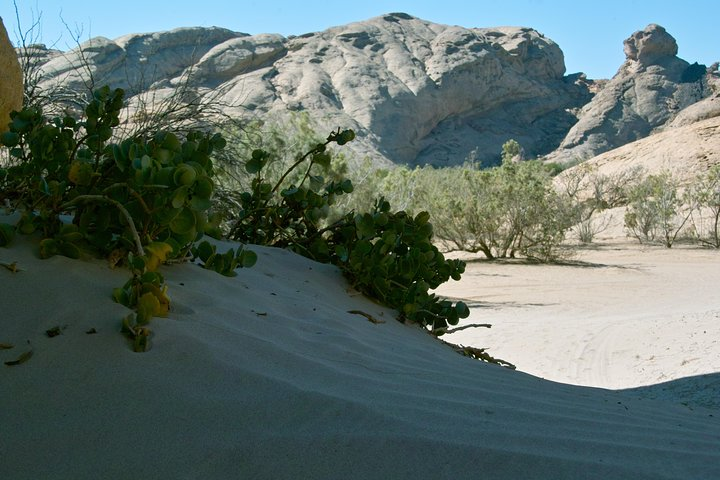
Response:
[[1, 230, 719, 479]]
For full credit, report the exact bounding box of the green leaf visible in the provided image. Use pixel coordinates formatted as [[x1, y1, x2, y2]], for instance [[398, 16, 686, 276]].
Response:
[[172, 185, 190, 208], [154, 166, 176, 186], [59, 242, 81, 259], [39, 238, 59, 259], [155, 207, 181, 226], [194, 176, 214, 200], [174, 164, 197, 186], [1, 131, 19, 147], [194, 240, 215, 262], [113, 287, 130, 306], [190, 196, 212, 211], [312, 152, 331, 168], [170, 207, 196, 235], [160, 132, 181, 151], [137, 292, 160, 325], [239, 250, 257, 268], [455, 301, 470, 319], [0, 223, 15, 246], [210, 133, 226, 150], [355, 213, 376, 239], [341, 179, 354, 194]]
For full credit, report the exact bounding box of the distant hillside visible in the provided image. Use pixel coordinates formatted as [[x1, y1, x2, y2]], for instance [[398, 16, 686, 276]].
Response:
[[21, 14, 718, 168]]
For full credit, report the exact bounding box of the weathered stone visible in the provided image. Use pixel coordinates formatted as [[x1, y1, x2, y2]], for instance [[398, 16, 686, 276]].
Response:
[[24, 14, 591, 167], [561, 115, 720, 186], [16, 16, 718, 168], [623, 24, 678, 65], [546, 24, 708, 165], [0, 17, 23, 133]]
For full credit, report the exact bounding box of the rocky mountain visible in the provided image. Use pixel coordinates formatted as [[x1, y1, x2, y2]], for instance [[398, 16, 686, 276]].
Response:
[[20, 14, 718, 168]]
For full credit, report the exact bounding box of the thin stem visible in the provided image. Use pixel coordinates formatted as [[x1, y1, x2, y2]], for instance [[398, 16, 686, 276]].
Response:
[[444, 323, 492, 334], [60, 195, 145, 256]]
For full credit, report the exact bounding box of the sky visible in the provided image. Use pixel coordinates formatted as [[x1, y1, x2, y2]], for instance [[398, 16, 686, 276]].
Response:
[[2, 0, 717, 79]]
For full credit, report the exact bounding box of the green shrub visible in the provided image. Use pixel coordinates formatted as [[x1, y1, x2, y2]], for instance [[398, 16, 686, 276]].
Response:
[[624, 172, 693, 248], [0, 86, 253, 350], [414, 160, 575, 261], [224, 130, 469, 334], [687, 165, 720, 248]]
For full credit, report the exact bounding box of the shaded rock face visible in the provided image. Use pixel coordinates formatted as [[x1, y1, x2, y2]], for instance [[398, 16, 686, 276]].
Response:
[[28, 14, 590, 167], [548, 24, 709, 164], [0, 17, 23, 133]]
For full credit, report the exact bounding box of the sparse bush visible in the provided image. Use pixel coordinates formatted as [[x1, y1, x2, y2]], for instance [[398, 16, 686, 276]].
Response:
[[418, 159, 575, 261], [500, 139, 524, 163], [624, 172, 693, 247], [687, 165, 720, 248]]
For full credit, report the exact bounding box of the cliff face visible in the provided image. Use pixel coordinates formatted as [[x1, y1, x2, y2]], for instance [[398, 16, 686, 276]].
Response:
[[23, 16, 716, 167]]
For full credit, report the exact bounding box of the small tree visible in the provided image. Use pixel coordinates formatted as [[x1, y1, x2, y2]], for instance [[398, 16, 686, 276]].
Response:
[[624, 173, 693, 247], [688, 165, 720, 248], [419, 159, 575, 261]]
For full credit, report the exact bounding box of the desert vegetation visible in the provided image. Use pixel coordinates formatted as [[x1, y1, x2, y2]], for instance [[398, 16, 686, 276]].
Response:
[[2, 10, 718, 361], [0, 81, 473, 353]]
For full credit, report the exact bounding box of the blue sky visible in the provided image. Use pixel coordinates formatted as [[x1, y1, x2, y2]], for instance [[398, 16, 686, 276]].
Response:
[[2, 0, 717, 79]]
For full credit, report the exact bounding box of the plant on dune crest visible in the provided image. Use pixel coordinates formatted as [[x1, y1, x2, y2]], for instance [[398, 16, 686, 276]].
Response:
[[0, 85, 469, 351], [0, 86, 255, 351], [221, 130, 469, 334]]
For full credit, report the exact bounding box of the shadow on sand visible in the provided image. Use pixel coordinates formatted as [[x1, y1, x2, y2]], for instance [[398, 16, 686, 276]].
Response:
[[618, 372, 720, 412]]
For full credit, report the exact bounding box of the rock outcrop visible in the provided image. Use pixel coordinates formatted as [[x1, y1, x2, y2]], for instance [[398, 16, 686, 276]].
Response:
[[26, 14, 591, 167], [563, 115, 720, 185], [19, 16, 718, 168], [547, 24, 709, 164], [0, 17, 23, 133]]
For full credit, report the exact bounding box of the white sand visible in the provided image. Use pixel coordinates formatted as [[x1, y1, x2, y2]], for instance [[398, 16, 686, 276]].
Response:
[[437, 240, 720, 410], [1, 229, 719, 479]]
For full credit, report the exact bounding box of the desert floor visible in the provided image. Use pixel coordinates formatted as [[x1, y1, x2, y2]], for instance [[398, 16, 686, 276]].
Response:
[[437, 238, 720, 410]]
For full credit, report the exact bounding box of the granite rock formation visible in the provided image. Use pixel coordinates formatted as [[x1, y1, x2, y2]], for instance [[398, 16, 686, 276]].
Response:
[[547, 24, 710, 165], [26, 14, 592, 166], [19, 16, 717, 168]]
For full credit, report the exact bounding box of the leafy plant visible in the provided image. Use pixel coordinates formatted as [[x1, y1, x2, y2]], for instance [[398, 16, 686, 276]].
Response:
[[225, 130, 469, 334], [0, 85, 251, 350], [687, 165, 720, 248], [225, 128, 356, 259], [330, 199, 469, 332], [114, 250, 172, 352], [192, 240, 257, 276]]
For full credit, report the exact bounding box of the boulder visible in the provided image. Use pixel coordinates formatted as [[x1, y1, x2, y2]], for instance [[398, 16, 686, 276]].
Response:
[[0, 17, 23, 133], [623, 24, 678, 65]]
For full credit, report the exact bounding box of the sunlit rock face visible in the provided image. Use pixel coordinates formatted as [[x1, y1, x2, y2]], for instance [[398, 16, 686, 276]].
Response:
[[0, 17, 23, 134], [26, 16, 715, 168]]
